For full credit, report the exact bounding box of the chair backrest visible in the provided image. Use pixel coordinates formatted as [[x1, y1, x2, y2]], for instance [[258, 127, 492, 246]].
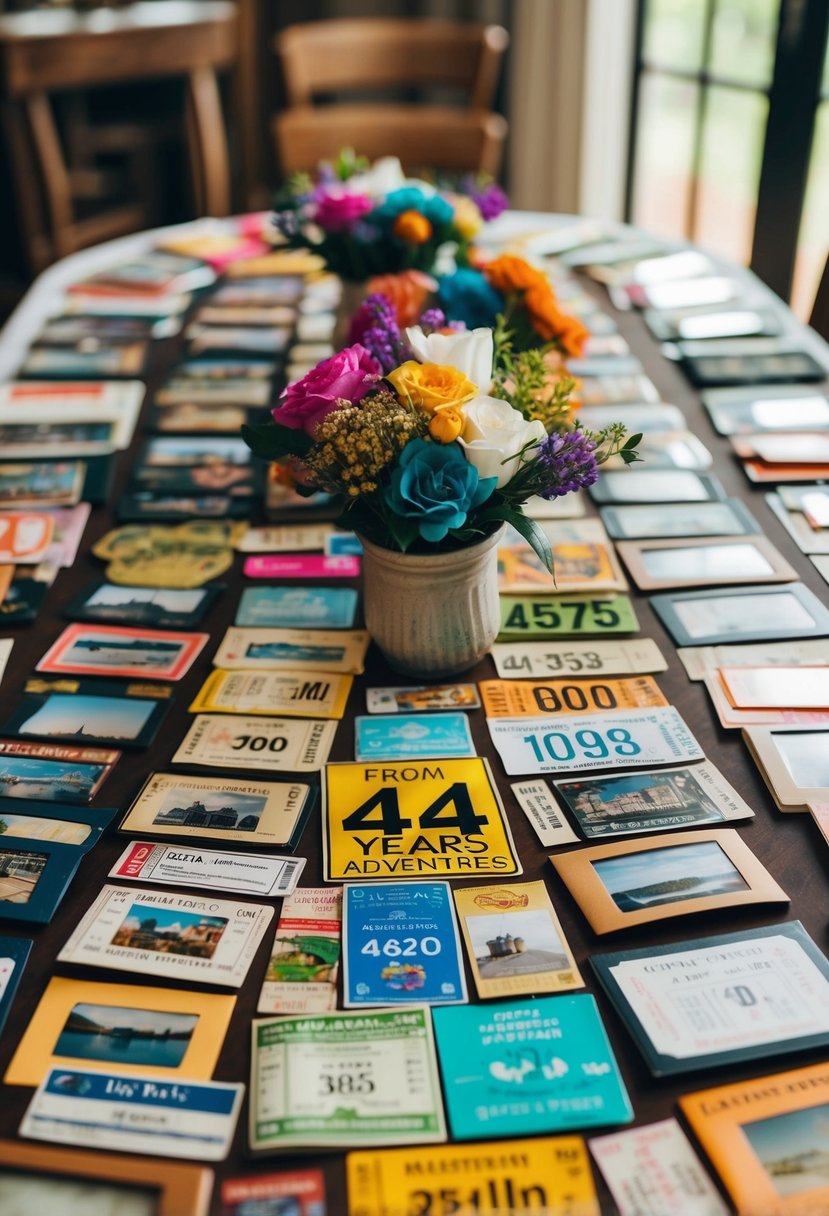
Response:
[[276, 18, 508, 110], [809, 253, 829, 343]]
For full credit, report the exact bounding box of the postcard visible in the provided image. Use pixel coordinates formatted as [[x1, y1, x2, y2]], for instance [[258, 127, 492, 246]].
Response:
[[0, 461, 85, 509], [37, 624, 208, 682], [257, 887, 341, 1016], [742, 724, 829, 811], [236, 586, 357, 629], [0, 936, 31, 1037], [354, 713, 476, 761], [480, 676, 666, 718], [0, 739, 118, 804], [19, 342, 148, 378], [190, 668, 353, 720], [589, 470, 726, 505], [487, 706, 704, 776], [130, 463, 257, 499], [454, 880, 582, 1000], [59, 884, 274, 987], [213, 626, 369, 674], [249, 1007, 446, 1150], [498, 520, 628, 594], [64, 581, 220, 629], [347, 1135, 599, 1216], [0, 1141, 212, 1215], [0, 512, 54, 563], [221, 1169, 325, 1216], [0, 798, 117, 848], [703, 384, 829, 434], [0, 381, 144, 453], [720, 664, 829, 709], [365, 684, 480, 714], [615, 535, 797, 590], [0, 838, 86, 924], [2, 677, 171, 750], [236, 524, 333, 553], [173, 714, 336, 774], [121, 772, 313, 849], [21, 1066, 243, 1161], [491, 638, 669, 680], [510, 779, 580, 846], [680, 1060, 829, 1216], [599, 498, 761, 541], [649, 584, 829, 647], [432, 994, 631, 1140], [323, 758, 521, 882], [5, 976, 235, 1085], [343, 881, 466, 1007], [42, 503, 91, 568], [118, 489, 253, 522], [149, 401, 254, 433], [704, 671, 829, 729], [244, 554, 361, 579], [499, 593, 639, 638], [110, 840, 304, 899], [677, 637, 829, 681], [550, 829, 787, 932], [552, 762, 755, 838], [590, 921, 829, 1076], [589, 1118, 729, 1216]]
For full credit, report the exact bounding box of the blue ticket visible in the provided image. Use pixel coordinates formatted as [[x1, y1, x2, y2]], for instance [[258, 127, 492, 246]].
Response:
[[343, 882, 467, 1006], [354, 712, 476, 760], [325, 532, 363, 556], [236, 586, 358, 629]]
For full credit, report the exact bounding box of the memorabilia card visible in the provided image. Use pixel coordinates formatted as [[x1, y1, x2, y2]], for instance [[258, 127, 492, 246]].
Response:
[[590, 921, 829, 1076], [93, 520, 241, 588], [721, 664, 829, 709], [742, 724, 829, 811], [490, 638, 669, 679], [190, 668, 353, 720], [210, 277, 303, 305], [117, 490, 253, 523], [600, 498, 761, 540], [780, 483, 829, 524], [19, 342, 148, 378], [0, 838, 87, 924], [213, 627, 369, 674], [0, 512, 54, 563], [249, 1007, 446, 1150], [487, 706, 703, 776], [193, 304, 296, 326], [236, 585, 358, 629], [552, 762, 755, 838], [42, 503, 91, 568], [549, 828, 787, 932], [187, 324, 291, 354], [59, 884, 274, 988], [243, 554, 360, 578], [742, 456, 829, 484], [0, 936, 31, 1037], [432, 994, 631, 1140], [148, 402, 255, 433], [365, 684, 480, 714], [588, 1118, 729, 1216], [576, 402, 685, 433], [343, 881, 467, 1007], [510, 779, 580, 846], [677, 637, 829, 681], [480, 676, 666, 718], [703, 385, 829, 434], [63, 581, 220, 630], [766, 492, 829, 555], [649, 584, 829, 646], [0, 571, 50, 625], [1, 677, 171, 750], [498, 593, 639, 638], [5, 975, 235, 1085], [497, 519, 628, 594], [354, 713, 476, 761], [454, 879, 582, 999], [606, 430, 712, 471], [680, 1060, 829, 1216], [0, 460, 84, 508], [129, 464, 258, 500], [346, 1136, 599, 1216], [21, 1066, 243, 1162], [616, 535, 797, 590], [257, 887, 341, 1016], [121, 772, 313, 848], [110, 840, 304, 897], [588, 470, 727, 504], [322, 757, 521, 882], [37, 623, 209, 681], [172, 714, 336, 774], [574, 372, 660, 406], [236, 525, 333, 553], [703, 671, 829, 729], [0, 798, 117, 848], [221, 1169, 325, 1216], [0, 381, 143, 453]]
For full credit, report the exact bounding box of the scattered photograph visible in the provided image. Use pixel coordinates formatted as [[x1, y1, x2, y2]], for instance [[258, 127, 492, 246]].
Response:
[[37, 624, 207, 681], [592, 841, 749, 912], [554, 768, 729, 836], [245, 641, 346, 664], [466, 908, 571, 979], [0, 754, 108, 803], [54, 1002, 198, 1069], [0, 461, 84, 508], [0, 1173, 157, 1216], [46, 632, 186, 673], [139, 437, 252, 467], [0, 812, 89, 845], [151, 787, 267, 834], [772, 731, 829, 789], [13, 694, 157, 744], [112, 903, 227, 959], [65, 582, 216, 629], [0, 848, 47, 903], [741, 1104, 829, 1199], [650, 584, 829, 646]]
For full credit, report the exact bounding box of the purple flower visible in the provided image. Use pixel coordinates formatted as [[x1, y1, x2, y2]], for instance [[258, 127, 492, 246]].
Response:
[[459, 176, 509, 221], [348, 293, 409, 373], [536, 430, 599, 498], [273, 344, 382, 435]]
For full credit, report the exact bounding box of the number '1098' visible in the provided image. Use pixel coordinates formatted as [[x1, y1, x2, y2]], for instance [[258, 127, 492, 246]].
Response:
[[523, 727, 641, 762]]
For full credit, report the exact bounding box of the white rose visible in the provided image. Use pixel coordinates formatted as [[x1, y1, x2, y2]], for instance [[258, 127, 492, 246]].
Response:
[[405, 326, 493, 392], [458, 396, 546, 488]]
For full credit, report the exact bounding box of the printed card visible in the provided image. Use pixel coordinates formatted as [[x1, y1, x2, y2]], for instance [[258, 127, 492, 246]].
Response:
[[0, 512, 54, 563], [720, 664, 829, 709], [649, 584, 829, 647], [742, 724, 829, 811], [364, 684, 480, 714], [491, 638, 668, 680], [2, 676, 172, 750], [510, 780, 580, 846], [37, 623, 208, 682], [615, 535, 797, 591], [213, 627, 369, 674], [190, 669, 353, 719], [249, 1007, 446, 1150], [354, 713, 476, 761], [222, 1169, 325, 1216], [487, 706, 704, 776], [0, 837, 87, 925], [237, 525, 333, 552], [0, 460, 85, 509], [702, 673, 829, 729], [589, 1119, 729, 1216], [498, 594, 639, 638], [677, 637, 829, 681], [243, 554, 360, 579], [21, 1067, 243, 1161], [63, 581, 220, 630], [235, 585, 357, 629], [257, 887, 341, 1016], [480, 676, 666, 718], [498, 520, 627, 594], [0, 937, 31, 1038], [109, 841, 305, 897], [172, 715, 336, 774], [0, 739, 118, 804], [454, 880, 582, 999]]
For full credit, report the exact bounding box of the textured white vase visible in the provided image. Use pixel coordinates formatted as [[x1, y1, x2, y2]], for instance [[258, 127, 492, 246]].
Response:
[[360, 525, 505, 679]]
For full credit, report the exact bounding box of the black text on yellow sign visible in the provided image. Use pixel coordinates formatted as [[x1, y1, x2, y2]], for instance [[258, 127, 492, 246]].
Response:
[[322, 758, 522, 881]]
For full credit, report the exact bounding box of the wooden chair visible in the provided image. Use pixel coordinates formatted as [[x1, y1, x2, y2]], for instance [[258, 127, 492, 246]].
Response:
[[272, 18, 509, 178], [0, 0, 237, 275], [809, 252, 829, 343]]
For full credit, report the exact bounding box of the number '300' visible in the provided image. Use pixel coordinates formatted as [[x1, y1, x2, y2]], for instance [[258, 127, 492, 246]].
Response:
[[523, 727, 641, 762]]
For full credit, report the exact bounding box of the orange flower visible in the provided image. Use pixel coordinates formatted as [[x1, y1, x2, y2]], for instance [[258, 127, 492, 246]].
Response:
[[393, 210, 433, 245], [366, 270, 437, 327], [522, 284, 589, 358], [483, 253, 548, 295], [428, 408, 464, 443]]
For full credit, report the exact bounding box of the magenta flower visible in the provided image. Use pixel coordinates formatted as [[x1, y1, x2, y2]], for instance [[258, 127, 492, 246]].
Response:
[[312, 189, 373, 232], [273, 344, 382, 435]]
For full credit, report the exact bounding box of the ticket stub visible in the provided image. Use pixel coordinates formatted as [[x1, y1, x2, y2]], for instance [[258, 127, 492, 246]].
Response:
[[499, 593, 639, 637], [490, 638, 668, 679], [589, 1119, 729, 1216], [244, 554, 360, 579], [510, 779, 580, 846], [258, 887, 342, 1016], [237, 525, 333, 552], [480, 676, 666, 718], [190, 668, 353, 719], [173, 715, 336, 773], [214, 627, 369, 675], [110, 841, 305, 897]]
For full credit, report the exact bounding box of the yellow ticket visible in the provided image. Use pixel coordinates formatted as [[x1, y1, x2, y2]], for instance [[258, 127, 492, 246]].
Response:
[[480, 676, 667, 718], [347, 1135, 599, 1216], [190, 668, 353, 719]]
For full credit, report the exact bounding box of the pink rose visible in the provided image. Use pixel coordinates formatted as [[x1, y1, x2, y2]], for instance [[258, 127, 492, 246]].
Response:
[[312, 189, 373, 232], [273, 344, 382, 435]]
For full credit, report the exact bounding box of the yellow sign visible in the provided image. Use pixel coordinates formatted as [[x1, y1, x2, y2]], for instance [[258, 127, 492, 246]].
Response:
[[347, 1135, 600, 1216], [322, 758, 521, 881], [480, 676, 667, 718]]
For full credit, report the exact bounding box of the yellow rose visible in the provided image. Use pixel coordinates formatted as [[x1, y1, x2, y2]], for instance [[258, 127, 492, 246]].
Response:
[[428, 408, 464, 443], [387, 361, 478, 413], [448, 194, 483, 240]]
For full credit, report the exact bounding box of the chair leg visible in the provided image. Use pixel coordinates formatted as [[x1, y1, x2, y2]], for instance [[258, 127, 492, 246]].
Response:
[[25, 92, 76, 261], [1, 99, 52, 275], [184, 67, 230, 217]]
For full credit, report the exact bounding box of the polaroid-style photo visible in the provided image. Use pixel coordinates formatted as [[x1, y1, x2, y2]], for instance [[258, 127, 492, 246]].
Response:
[[550, 829, 787, 932], [615, 535, 797, 590], [649, 584, 829, 646], [588, 471, 727, 505], [599, 499, 761, 540], [63, 581, 220, 630], [2, 678, 171, 750], [235, 586, 358, 630], [37, 624, 209, 681], [742, 724, 829, 811]]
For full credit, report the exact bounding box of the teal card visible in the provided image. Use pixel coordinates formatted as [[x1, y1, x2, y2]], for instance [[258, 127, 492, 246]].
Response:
[[354, 713, 476, 761], [236, 586, 358, 629], [432, 994, 632, 1140]]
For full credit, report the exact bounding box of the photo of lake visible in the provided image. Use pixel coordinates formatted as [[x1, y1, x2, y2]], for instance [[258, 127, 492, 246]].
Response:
[[593, 841, 749, 912], [59, 633, 185, 673], [0, 754, 104, 803], [742, 1103, 829, 1198], [54, 1002, 198, 1068]]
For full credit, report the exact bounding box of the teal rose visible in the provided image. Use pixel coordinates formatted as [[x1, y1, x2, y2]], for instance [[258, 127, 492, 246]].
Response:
[[384, 438, 497, 543]]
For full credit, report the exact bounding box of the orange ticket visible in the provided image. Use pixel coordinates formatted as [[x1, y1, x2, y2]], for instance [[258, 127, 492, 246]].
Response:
[[479, 676, 667, 718]]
